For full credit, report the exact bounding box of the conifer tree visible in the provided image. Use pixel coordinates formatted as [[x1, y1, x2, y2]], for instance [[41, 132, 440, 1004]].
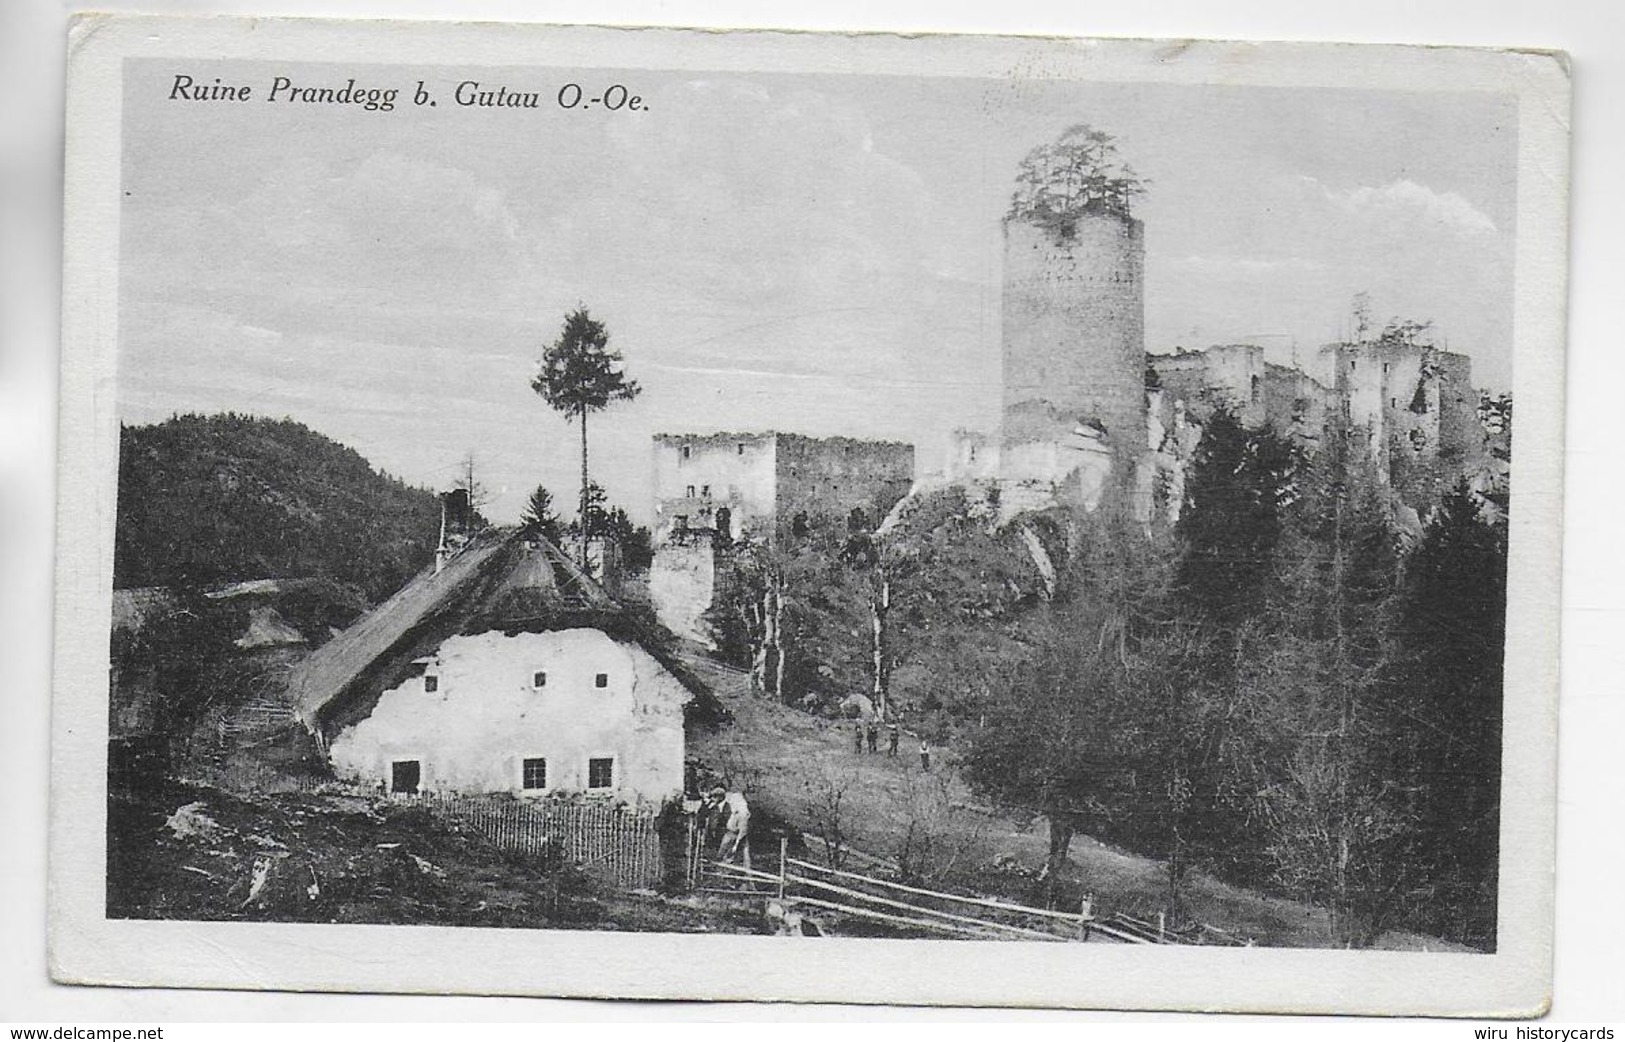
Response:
[[1176, 406, 1300, 623], [1250, 449, 1410, 946], [533, 308, 641, 569], [519, 484, 565, 545], [1393, 480, 1507, 947]]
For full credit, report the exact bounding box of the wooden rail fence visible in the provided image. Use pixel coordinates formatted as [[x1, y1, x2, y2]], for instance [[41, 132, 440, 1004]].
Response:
[[697, 845, 1106, 943]]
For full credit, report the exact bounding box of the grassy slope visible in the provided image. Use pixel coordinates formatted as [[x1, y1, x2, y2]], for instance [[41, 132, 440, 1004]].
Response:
[[684, 652, 1471, 951]]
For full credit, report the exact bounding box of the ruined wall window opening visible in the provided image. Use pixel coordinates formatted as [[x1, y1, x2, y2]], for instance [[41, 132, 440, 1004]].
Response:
[[423, 674, 439, 693], [532, 670, 547, 688], [521, 757, 547, 790], [681, 445, 691, 460], [390, 759, 421, 794], [1251, 374, 1260, 402], [588, 757, 615, 790], [685, 484, 695, 498], [736, 443, 745, 455], [701, 485, 710, 497], [715, 507, 732, 542], [595, 672, 609, 689]]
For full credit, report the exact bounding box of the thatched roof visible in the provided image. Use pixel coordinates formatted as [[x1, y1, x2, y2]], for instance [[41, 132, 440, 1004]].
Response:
[[286, 530, 710, 736]]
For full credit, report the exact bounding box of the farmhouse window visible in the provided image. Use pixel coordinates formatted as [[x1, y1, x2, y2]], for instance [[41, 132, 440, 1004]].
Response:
[[423, 674, 439, 693], [737, 443, 744, 455], [390, 760, 420, 794], [595, 673, 609, 688], [532, 670, 547, 688], [522, 757, 547, 790], [588, 757, 614, 789]]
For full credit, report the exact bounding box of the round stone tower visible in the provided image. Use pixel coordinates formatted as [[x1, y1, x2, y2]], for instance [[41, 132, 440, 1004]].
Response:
[[1001, 210, 1146, 453]]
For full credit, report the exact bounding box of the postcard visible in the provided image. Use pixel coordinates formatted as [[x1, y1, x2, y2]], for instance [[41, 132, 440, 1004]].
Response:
[[52, 14, 1569, 1013]]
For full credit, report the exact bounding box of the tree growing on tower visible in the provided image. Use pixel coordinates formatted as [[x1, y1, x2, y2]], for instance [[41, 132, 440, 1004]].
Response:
[[532, 308, 642, 569]]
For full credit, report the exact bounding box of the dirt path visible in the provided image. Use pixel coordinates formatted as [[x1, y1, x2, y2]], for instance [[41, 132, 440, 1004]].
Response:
[[683, 650, 1471, 951]]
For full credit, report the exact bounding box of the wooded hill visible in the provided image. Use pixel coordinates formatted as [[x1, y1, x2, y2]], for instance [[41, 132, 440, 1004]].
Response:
[[115, 413, 441, 602]]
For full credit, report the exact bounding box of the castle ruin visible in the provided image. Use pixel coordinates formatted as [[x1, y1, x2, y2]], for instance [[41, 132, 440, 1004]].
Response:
[[648, 432, 914, 642], [650, 124, 1498, 640]]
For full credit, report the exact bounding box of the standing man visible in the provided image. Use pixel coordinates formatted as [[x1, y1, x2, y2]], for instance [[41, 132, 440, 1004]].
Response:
[[866, 720, 879, 754], [711, 786, 752, 870], [854, 721, 865, 754], [887, 721, 900, 757], [918, 736, 931, 771]]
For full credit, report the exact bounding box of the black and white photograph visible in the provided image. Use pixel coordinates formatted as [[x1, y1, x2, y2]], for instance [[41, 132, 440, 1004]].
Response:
[[46, 15, 1569, 1015]]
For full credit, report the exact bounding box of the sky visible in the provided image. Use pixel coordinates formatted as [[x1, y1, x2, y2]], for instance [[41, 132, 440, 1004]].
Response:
[[118, 59, 1518, 524]]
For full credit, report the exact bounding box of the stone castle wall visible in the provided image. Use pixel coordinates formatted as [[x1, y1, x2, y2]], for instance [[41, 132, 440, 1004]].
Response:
[[1153, 344, 1268, 430], [651, 432, 778, 544], [647, 533, 718, 646], [1262, 362, 1329, 448], [1432, 351, 1480, 462], [774, 435, 916, 531], [1001, 212, 1146, 451]]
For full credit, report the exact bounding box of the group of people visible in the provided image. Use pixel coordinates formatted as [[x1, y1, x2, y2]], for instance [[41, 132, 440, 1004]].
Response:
[[853, 718, 930, 770], [701, 785, 752, 868]]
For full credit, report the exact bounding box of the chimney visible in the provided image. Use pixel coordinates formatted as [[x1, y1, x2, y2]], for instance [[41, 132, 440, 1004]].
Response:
[[435, 493, 450, 574]]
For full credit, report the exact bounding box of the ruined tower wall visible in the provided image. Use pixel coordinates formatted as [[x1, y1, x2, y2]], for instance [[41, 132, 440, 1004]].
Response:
[[1001, 213, 1146, 450], [647, 532, 717, 646], [1432, 351, 1480, 462], [1262, 363, 1329, 449], [774, 435, 915, 532], [651, 432, 778, 544]]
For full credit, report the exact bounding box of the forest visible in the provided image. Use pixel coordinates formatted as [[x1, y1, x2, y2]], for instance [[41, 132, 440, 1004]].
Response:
[[115, 413, 442, 602]]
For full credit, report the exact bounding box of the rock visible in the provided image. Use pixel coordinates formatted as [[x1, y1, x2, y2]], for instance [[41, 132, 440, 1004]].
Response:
[[165, 802, 221, 842], [242, 855, 275, 907]]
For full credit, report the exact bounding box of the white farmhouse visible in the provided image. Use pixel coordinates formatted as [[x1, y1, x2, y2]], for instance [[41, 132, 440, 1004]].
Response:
[[286, 531, 707, 806]]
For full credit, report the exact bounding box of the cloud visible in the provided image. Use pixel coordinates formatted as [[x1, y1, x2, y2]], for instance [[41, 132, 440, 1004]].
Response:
[[122, 150, 537, 338], [1321, 178, 1498, 237], [1147, 172, 1512, 377]]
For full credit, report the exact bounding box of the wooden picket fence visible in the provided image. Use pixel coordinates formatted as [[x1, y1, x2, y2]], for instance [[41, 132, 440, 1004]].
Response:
[[417, 795, 665, 889]]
